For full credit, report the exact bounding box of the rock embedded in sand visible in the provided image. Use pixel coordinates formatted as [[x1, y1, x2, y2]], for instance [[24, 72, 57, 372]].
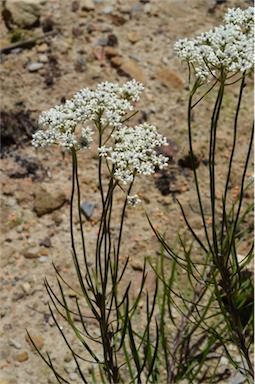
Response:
[[157, 68, 184, 90], [0, 379, 11, 384], [25, 333, 44, 351], [36, 43, 49, 53], [130, 259, 144, 271], [110, 56, 123, 68], [128, 31, 139, 43], [34, 187, 66, 217], [15, 351, 29, 362], [104, 47, 119, 58], [81, 0, 95, 11], [9, 339, 21, 349], [80, 201, 96, 220], [3, 0, 41, 29], [119, 60, 145, 83], [27, 62, 44, 72], [23, 251, 39, 259]]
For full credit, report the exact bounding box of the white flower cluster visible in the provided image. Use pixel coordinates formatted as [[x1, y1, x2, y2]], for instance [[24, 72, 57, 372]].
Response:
[[32, 79, 145, 150], [33, 80, 169, 189], [173, 7, 254, 81], [99, 123, 168, 184], [127, 195, 141, 206]]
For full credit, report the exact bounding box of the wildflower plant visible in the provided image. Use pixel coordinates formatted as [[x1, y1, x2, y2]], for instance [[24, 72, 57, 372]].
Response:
[[147, 6, 254, 383], [30, 79, 168, 383]]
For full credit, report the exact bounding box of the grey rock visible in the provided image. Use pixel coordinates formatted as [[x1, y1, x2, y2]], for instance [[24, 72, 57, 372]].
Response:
[[80, 202, 96, 220], [96, 38, 108, 46]]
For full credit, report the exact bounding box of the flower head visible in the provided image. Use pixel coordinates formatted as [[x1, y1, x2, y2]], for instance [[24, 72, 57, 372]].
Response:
[[32, 80, 145, 150], [99, 123, 169, 184], [127, 195, 141, 206], [173, 7, 254, 81]]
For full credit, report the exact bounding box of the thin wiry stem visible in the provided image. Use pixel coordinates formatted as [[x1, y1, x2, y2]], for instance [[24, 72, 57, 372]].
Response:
[[187, 81, 214, 256], [209, 73, 225, 256], [220, 73, 247, 249]]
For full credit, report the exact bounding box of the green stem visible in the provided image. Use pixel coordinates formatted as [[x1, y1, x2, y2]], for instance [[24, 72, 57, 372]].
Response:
[[209, 72, 225, 256], [72, 150, 92, 278], [226, 122, 254, 262], [187, 82, 214, 256], [220, 73, 246, 249], [70, 149, 98, 314]]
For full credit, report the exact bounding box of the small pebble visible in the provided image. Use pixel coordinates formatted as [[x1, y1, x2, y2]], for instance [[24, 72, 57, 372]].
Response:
[[9, 339, 21, 349], [128, 32, 139, 43], [81, 0, 95, 11], [25, 334, 44, 351], [110, 56, 122, 67], [39, 237, 52, 248], [104, 47, 119, 58], [23, 252, 39, 259], [69, 372, 78, 380], [10, 48, 22, 54], [27, 63, 44, 72], [97, 38, 108, 46], [38, 54, 48, 63], [64, 352, 73, 363], [3, 324, 12, 331], [15, 351, 29, 362], [144, 3, 151, 13], [107, 34, 118, 47], [36, 43, 49, 53], [161, 57, 169, 65], [39, 247, 49, 257], [65, 363, 76, 374], [71, 1, 80, 12], [39, 256, 48, 263], [80, 202, 96, 220], [103, 5, 113, 14], [130, 259, 144, 271], [22, 282, 31, 294], [132, 4, 142, 13]]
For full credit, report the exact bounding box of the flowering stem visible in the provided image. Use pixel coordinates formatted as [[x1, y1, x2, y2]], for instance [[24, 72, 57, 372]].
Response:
[[225, 122, 254, 264], [70, 149, 97, 305], [209, 72, 226, 257], [220, 73, 246, 249], [191, 79, 218, 109], [188, 82, 213, 255]]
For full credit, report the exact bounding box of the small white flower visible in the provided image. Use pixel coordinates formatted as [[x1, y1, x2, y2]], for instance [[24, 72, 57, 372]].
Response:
[[121, 79, 145, 102], [98, 146, 112, 157], [127, 195, 141, 206]]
